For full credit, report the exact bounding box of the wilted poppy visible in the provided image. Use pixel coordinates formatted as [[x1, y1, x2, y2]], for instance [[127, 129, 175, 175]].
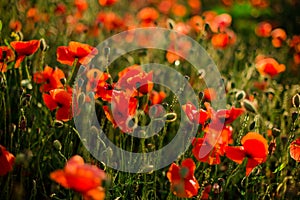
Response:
[[255, 21, 272, 37], [33, 66, 65, 92], [225, 132, 268, 176], [50, 155, 106, 200], [167, 158, 199, 198], [10, 40, 40, 68], [0, 145, 15, 176], [43, 89, 72, 121], [255, 56, 285, 77], [290, 137, 300, 162], [0, 46, 15, 72], [57, 41, 98, 66], [117, 65, 153, 95]]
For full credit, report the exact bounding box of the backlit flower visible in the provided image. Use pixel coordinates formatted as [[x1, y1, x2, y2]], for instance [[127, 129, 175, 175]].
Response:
[[290, 137, 300, 162], [255, 56, 285, 77], [33, 66, 65, 92], [50, 155, 106, 200], [137, 7, 159, 27], [98, 0, 117, 6], [167, 158, 199, 198], [10, 40, 40, 68], [57, 42, 97, 66], [43, 89, 72, 121], [255, 21, 272, 37], [271, 28, 287, 48], [225, 132, 268, 176], [0, 46, 15, 72], [0, 145, 15, 176]]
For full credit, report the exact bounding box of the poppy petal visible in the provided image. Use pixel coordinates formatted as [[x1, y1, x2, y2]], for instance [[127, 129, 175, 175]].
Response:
[[50, 170, 70, 188], [43, 93, 58, 110], [241, 132, 268, 159], [290, 137, 300, 162], [225, 146, 245, 164]]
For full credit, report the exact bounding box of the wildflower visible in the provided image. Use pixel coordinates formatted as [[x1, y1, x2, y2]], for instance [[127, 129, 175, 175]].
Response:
[[203, 88, 217, 101], [137, 7, 159, 27], [172, 4, 187, 17], [189, 15, 204, 33], [271, 28, 287, 48], [33, 66, 65, 92], [50, 155, 106, 200], [150, 90, 166, 105], [0, 46, 15, 72], [43, 89, 72, 121], [10, 40, 40, 68], [188, 0, 201, 13], [98, 0, 117, 6], [0, 145, 15, 176], [167, 158, 199, 198], [9, 20, 22, 32], [74, 0, 88, 12], [225, 132, 268, 176], [96, 12, 124, 31], [209, 13, 232, 33], [182, 102, 209, 125], [255, 56, 285, 77], [56, 41, 98, 66], [117, 65, 153, 95], [255, 21, 272, 37], [103, 90, 138, 133], [290, 137, 300, 162], [211, 32, 231, 49]]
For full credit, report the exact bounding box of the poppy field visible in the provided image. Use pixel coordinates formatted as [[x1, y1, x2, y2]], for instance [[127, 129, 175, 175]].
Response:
[[1, 0, 300, 199]]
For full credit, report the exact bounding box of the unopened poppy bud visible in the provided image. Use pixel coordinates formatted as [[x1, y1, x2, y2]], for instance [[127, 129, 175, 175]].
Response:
[[272, 128, 281, 137], [198, 91, 204, 101], [167, 18, 175, 30], [291, 111, 298, 123], [39, 38, 48, 51], [236, 90, 246, 101], [184, 75, 190, 80], [249, 121, 256, 130], [242, 99, 257, 113], [60, 78, 67, 85], [53, 140, 62, 151], [292, 93, 300, 108], [54, 120, 64, 128]]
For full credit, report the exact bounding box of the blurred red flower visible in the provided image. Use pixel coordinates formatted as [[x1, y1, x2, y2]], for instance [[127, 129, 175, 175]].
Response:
[[33, 66, 65, 92], [0, 46, 15, 72], [225, 132, 268, 176], [50, 155, 106, 200], [43, 89, 72, 121], [290, 137, 300, 162], [167, 158, 199, 198], [255, 56, 285, 77], [10, 40, 40, 68], [255, 21, 272, 37], [98, 0, 117, 6], [271, 28, 287, 48], [137, 7, 159, 27], [57, 41, 98, 66], [182, 102, 210, 125], [0, 145, 15, 176]]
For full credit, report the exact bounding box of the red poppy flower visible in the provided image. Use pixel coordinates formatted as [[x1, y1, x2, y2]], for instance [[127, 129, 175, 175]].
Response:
[[150, 90, 166, 105], [43, 89, 72, 121], [182, 102, 210, 125], [98, 0, 117, 6], [255, 57, 285, 77], [0, 46, 15, 72], [211, 33, 229, 49], [117, 65, 153, 95], [10, 40, 40, 68], [103, 90, 138, 133], [208, 13, 232, 33], [189, 15, 204, 33], [166, 40, 192, 63], [56, 41, 98, 66], [255, 21, 272, 37], [290, 137, 300, 162], [271, 28, 287, 48], [225, 132, 268, 176], [33, 66, 65, 92], [188, 0, 201, 12], [167, 158, 199, 198], [9, 20, 22, 32], [50, 155, 106, 200], [137, 7, 159, 27], [172, 4, 187, 17], [86, 68, 112, 101], [0, 145, 15, 176], [74, 0, 88, 12], [203, 88, 217, 101], [215, 107, 245, 124], [96, 12, 125, 31]]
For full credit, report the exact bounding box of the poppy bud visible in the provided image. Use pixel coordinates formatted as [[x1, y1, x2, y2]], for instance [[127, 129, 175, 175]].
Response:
[[198, 69, 205, 79], [53, 140, 62, 151], [167, 18, 175, 30], [272, 128, 281, 137], [198, 91, 204, 101], [242, 99, 257, 113], [39, 38, 48, 51], [249, 121, 256, 130], [236, 90, 246, 101], [292, 93, 300, 108], [54, 120, 64, 128]]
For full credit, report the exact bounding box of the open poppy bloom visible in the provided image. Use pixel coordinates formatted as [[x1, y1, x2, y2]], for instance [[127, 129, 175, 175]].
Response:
[[117, 65, 153, 95], [103, 90, 138, 133], [182, 102, 210, 125], [167, 158, 199, 198], [0, 145, 15, 176], [255, 56, 286, 77], [189, 15, 204, 33], [33, 66, 65, 92], [50, 155, 106, 200], [255, 21, 272, 37], [56, 41, 98, 66], [0, 46, 15, 72], [10, 40, 40, 68], [86, 68, 112, 101], [290, 137, 300, 162], [98, 0, 117, 6], [209, 13, 232, 33], [96, 12, 125, 32], [137, 7, 159, 27], [225, 132, 268, 176], [43, 89, 72, 121]]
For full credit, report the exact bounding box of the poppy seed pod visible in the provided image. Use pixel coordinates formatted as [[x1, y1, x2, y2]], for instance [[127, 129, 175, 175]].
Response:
[[53, 140, 62, 151], [39, 38, 48, 51], [236, 90, 246, 101], [242, 99, 257, 113]]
